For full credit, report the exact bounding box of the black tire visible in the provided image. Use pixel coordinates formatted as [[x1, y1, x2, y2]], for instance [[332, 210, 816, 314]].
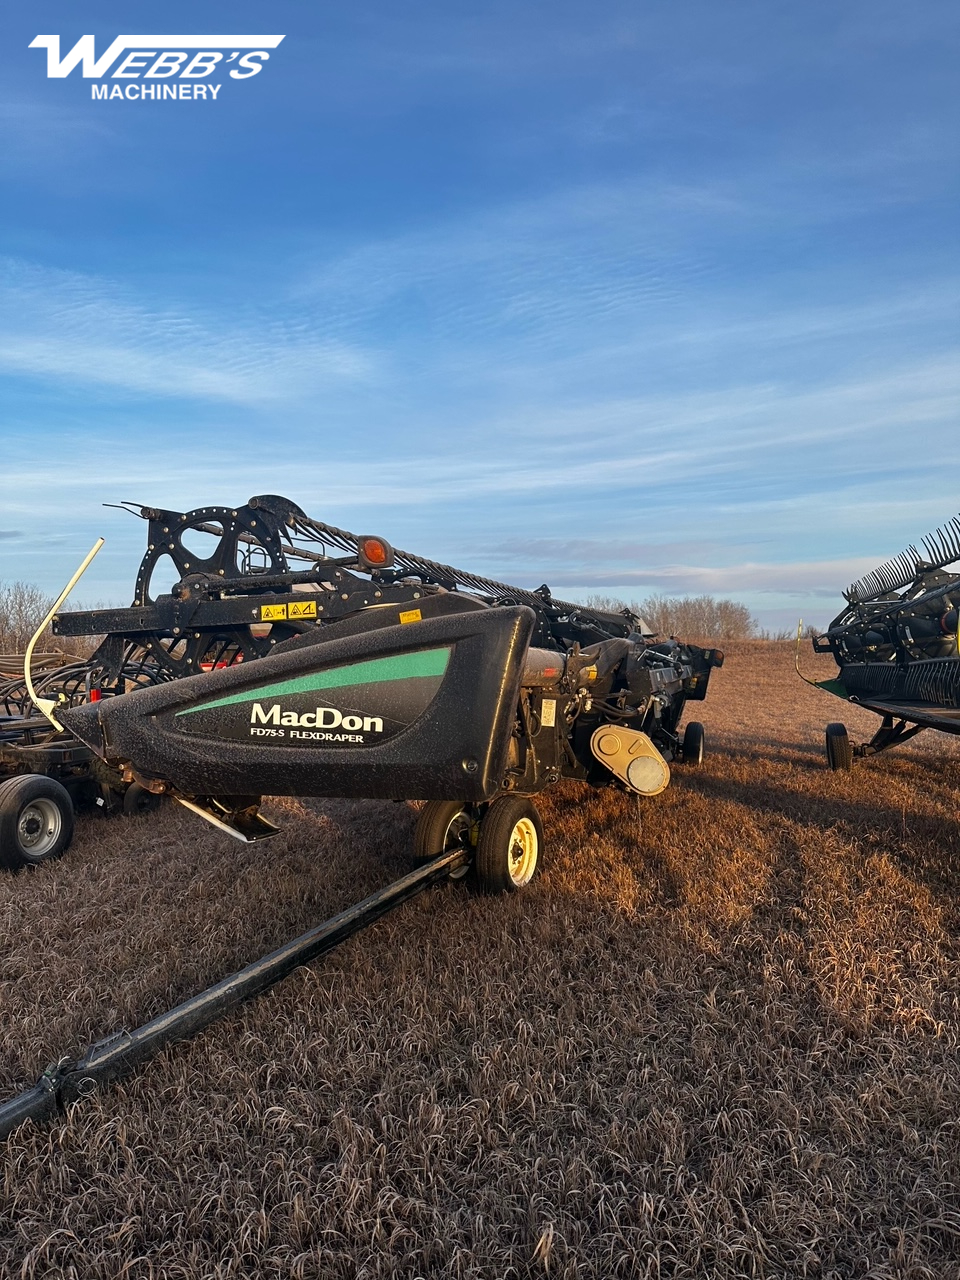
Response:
[[825, 722, 854, 771], [122, 782, 163, 817], [0, 774, 75, 871], [413, 801, 476, 877], [681, 721, 705, 766], [474, 796, 543, 894]]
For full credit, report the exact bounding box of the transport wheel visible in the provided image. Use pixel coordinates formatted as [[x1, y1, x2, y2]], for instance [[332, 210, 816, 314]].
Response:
[[825, 723, 854, 771], [474, 796, 543, 894], [681, 721, 705, 766], [122, 782, 162, 817], [0, 774, 75, 871], [413, 801, 476, 877]]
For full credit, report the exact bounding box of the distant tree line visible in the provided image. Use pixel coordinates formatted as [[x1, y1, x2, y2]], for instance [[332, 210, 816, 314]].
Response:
[[0, 581, 98, 658], [0, 581, 53, 653], [0, 577, 774, 656], [585, 592, 761, 641]]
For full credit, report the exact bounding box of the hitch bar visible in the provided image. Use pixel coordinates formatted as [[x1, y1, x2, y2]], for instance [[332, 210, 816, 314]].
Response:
[[0, 845, 470, 1142]]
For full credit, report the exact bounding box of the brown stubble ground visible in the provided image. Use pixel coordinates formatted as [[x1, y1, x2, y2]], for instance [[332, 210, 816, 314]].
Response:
[[2, 641, 960, 1278]]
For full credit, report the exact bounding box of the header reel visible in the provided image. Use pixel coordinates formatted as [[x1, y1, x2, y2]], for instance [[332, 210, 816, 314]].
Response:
[[54, 494, 662, 692], [58, 496, 406, 686]]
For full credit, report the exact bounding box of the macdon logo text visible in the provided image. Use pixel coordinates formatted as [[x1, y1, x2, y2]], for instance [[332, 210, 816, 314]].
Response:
[[248, 703, 384, 743], [29, 34, 285, 101]]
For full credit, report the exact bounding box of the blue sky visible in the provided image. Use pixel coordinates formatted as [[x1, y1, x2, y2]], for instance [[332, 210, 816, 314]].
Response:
[[1, 2, 957, 629]]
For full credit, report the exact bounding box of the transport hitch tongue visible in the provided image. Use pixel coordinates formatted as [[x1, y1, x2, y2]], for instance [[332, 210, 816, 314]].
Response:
[[0, 846, 470, 1142]]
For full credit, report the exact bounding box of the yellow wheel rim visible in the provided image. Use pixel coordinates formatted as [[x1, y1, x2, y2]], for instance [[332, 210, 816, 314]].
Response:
[[507, 816, 539, 886]]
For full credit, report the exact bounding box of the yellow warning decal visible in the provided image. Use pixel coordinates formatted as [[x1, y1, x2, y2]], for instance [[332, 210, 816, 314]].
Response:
[[288, 599, 318, 619], [399, 608, 422, 624], [259, 603, 287, 621], [583, 665, 598, 682]]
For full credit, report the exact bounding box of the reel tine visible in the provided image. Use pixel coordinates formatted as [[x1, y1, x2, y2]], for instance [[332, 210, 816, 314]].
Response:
[[917, 516, 960, 571], [930, 529, 949, 563], [845, 515, 960, 604]]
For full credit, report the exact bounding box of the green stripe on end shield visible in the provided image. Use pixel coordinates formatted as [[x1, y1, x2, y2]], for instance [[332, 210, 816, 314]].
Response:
[[816, 678, 848, 699], [175, 646, 452, 717]]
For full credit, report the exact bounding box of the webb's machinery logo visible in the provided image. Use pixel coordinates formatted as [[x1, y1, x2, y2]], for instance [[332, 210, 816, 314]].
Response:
[[29, 34, 286, 101]]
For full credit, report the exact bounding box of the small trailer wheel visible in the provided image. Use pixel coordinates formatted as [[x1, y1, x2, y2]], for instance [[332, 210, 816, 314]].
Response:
[[825, 722, 854, 771], [414, 801, 477, 878], [0, 774, 75, 871], [681, 721, 705, 766], [474, 796, 543, 894], [122, 782, 163, 817]]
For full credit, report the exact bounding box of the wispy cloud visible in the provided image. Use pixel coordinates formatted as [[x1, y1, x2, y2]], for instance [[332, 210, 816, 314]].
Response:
[[3, 348, 954, 521], [292, 174, 957, 354], [2, 161, 956, 419], [291, 180, 725, 340], [521, 559, 882, 598], [0, 258, 375, 404]]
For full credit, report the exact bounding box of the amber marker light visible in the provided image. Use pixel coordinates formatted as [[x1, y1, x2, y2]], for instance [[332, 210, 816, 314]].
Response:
[[362, 539, 387, 563], [357, 536, 395, 570]]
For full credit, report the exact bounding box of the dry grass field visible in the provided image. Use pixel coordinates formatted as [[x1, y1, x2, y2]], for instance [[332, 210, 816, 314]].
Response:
[[3, 641, 960, 1278]]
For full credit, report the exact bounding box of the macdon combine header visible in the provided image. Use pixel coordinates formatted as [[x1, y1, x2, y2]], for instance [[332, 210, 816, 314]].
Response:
[[0, 493, 723, 1138], [810, 512, 960, 769], [1, 493, 723, 879]]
